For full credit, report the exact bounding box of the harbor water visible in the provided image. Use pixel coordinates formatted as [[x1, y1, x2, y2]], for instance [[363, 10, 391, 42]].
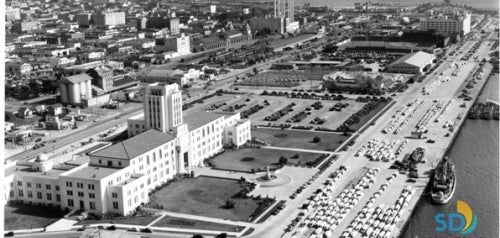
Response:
[[295, 0, 499, 9], [402, 74, 499, 238]]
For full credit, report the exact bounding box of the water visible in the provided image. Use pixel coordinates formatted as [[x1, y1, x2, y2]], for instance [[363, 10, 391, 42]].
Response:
[[295, 0, 499, 9], [402, 74, 499, 238]]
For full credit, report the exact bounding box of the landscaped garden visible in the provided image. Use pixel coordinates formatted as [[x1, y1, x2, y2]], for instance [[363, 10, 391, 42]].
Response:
[[148, 176, 275, 222], [4, 203, 67, 230], [209, 148, 327, 172], [252, 128, 349, 151], [151, 215, 245, 232], [76, 213, 160, 226]]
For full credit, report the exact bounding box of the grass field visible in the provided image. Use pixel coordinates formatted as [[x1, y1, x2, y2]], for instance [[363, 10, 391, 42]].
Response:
[[252, 128, 349, 151], [4, 204, 66, 230], [149, 176, 266, 221], [211, 148, 323, 172], [151, 215, 245, 232], [76, 215, 160, 226]]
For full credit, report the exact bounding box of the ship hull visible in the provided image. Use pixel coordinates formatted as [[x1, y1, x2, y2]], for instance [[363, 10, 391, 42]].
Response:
[[431, 173, 456, 205]]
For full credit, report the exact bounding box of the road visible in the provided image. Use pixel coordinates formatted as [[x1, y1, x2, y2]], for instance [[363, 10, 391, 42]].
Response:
[[247, 21, 497, 238], [6, 35, 325, 163]]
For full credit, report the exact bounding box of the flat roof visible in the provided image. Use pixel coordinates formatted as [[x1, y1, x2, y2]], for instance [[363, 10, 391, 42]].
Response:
[[184, 110, 224, 131], [90, 129, 176, 160], [390, 51, 434, 67], [66, 165, 121, 180], [266, 34, 318, 48], [5, 163, 76, 179]]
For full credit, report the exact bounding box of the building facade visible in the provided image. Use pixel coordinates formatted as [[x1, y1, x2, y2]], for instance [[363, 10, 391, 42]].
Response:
[[420, 12, 471, 35], [4, 83, 251, 218], [94, 12, 126, 27]]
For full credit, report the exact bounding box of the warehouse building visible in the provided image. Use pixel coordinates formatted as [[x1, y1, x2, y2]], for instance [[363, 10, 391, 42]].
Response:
[[387, 51, 436, 74]]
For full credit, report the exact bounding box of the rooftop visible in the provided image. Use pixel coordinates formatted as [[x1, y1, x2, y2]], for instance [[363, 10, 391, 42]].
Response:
[[64, 73, 92, 84], [141, 69, 186, 78], [90, 129, 176, 160], [390, 51, 435, 67], [66, 165, 121, 180], [184, 110, 224, 131], [5, 163, 77, 179]]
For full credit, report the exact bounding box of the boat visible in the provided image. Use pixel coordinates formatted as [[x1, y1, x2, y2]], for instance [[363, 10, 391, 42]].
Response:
[[431, 157, 456, 204]]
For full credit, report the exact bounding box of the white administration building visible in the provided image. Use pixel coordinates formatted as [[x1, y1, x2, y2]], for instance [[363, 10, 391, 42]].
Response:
[[3, 83, 251, 216]]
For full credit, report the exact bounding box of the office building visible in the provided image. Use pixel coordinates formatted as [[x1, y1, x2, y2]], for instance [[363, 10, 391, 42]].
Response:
[[169, 18, 180, 35], [4, 83, 251, 217], [94, 12, 126, 27], [420, 12, 471, 35]]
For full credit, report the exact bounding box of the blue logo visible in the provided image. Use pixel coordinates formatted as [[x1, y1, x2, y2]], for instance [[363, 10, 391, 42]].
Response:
[[435, 200, 478, 235]]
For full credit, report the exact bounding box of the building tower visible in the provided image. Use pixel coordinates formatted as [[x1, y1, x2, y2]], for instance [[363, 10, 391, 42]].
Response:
[[144, 83, 183, 133], [274, 0, 294, 20]]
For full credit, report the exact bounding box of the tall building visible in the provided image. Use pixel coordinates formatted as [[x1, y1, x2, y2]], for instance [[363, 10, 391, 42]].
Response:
[[4, 83, 252, 217], [143, 83, 183, 133], [163, 33, 191, 55], [94, 12, 126, 27], [420, 12, 471, 35], [274, 0, 294, 21], [169, 18, 180, 35]]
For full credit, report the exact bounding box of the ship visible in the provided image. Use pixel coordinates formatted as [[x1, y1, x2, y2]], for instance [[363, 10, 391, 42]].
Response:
[[431, 156, 456, 204]]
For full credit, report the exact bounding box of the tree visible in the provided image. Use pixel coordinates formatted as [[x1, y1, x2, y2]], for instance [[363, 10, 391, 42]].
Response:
[[279, 156, 288, 165], [252, 67, 258, 75], [192, 235, 204, 238], [312, 136, 321, 143], [215, 233, 228, 238], [223, 199, 235, 209], [28, 80, 41, 98], [323, 43, 338, 53], [5, 111, 16, 122]]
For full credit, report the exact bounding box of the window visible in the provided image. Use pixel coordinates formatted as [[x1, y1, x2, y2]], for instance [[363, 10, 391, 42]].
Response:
[[77, 183, 83, 188], [118, 161, 122, 166], [88, 184, 95, 190], [89, 202, 95, 210], [67, 190, 73, 196], [68, 199, 74, 207], [78, 192, 84, 197], [46, 184, 51, 190], [112, 202, 119, 210], [36, 183, 41, 189], [56, 194, 61, 202], [47, 193, 52, 201], [37, 192, 42, 199], [89, 193, 95, 199], [56, 186, 60, 191], [27, 182, 32, 188], [18, 190, 24, 197], [17, 181, 22, 186], [66, 182, 72, 187], [108, 161, 112, 166], [99, 160, 102, 164], [28, 191, 33, 198], [112, 192, 118, 198]]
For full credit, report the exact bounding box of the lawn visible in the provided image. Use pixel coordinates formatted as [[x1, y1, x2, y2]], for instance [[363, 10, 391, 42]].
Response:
[[252, 128, 349, 151], [4, 204, 66, 230], [76, 215, 160, 226], [149, 176, 268, 221], [210, 148, 324, 172], [151, 216, 245, 232]]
